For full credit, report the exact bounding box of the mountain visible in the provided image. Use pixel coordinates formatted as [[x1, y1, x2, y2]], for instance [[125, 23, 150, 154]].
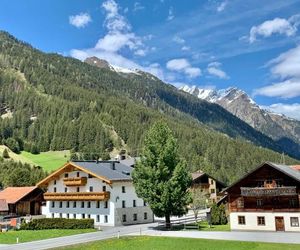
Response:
[[0, 31, 299, 184], [180, 85, 300, 147]]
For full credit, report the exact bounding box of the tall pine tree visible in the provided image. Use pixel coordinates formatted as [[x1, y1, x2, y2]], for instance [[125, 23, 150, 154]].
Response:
[[132, 121, 192, 228]]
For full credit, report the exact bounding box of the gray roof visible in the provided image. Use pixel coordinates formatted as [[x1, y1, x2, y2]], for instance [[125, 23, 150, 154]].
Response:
[[119, 157, 140, 167], [71, 161, 133, 181]]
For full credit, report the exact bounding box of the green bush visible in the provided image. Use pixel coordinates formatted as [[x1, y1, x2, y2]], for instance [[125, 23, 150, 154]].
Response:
[[20, 218, 94, 230], [211, 203, 227, 225]]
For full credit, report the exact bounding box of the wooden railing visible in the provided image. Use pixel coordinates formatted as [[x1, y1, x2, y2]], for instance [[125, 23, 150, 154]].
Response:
[[63, 177, 87, 186], [240, 186, 297, 197], [44, 192, 110, 201]]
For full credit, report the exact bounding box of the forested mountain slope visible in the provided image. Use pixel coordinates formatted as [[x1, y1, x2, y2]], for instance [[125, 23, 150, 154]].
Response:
[[0, 31, 298, 184]]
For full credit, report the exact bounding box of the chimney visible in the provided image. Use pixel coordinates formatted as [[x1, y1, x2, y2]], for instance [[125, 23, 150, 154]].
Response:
[[110, 161, 116, 170]]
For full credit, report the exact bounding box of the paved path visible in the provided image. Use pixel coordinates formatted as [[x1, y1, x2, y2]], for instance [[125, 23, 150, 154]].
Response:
[[0, 223, 157, 250], [137, 229, 300, 244]]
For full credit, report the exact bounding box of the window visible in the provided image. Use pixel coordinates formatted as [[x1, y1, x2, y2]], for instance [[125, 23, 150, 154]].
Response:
[[122, 200, 126, 208], [87, 214, 91, 219], [87, 201, 91, 208], [133, 200, 136, 207], [51, 213, 54, 218], [122, 214, 127, 222], [256, 199, 263, 207], [144, 212, 148, 220], [122, 186, 126, 193], [210, 189, 215, 194], [54, 187, 57, 193], [257, 216, 265, 226], [67, 214, 69, 219], [210, 179, 214, 185], [88, 174, 93, 178], [102, 186, 106, 192], [51, 201, 55, 208], [73, 201, 77, 208], [291, 217, 299, 227], [133, 213, 137, 221], [66, 201, 70, 208], [59, 213, 62, 218], [96, 201, 100, 208], [65, 187, 68, 192], [143, 201, 147, 206], [96, 215, 100, 222], [238, 216, 245, 225], [237, 198, 244, 208], [81, 202, 84, 208], [64, 173, 68, 178], [59, 201, 62, 208], [82, 214, 85, 219], [104, 215, 108, 223], [289, 199, 297, 208], [76, 187, 80, 192], [77, 172, 80, 177], [54, 180, 57, 185], [257, 180, 264, 187], [89, 186, 93, 192], [104, 201, 108, 208], [73, 214, 76, 219]]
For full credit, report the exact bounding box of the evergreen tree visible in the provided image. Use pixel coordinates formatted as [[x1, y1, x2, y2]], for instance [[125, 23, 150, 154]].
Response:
[[2, 148, 9, 159], [132, 122, 192, 228]]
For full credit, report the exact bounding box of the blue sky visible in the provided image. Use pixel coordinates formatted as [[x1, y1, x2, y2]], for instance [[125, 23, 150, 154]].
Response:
[[1, 0, 300, 119]]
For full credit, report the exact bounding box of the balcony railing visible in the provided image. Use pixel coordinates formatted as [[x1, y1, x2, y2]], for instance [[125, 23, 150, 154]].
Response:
[[44, 192, 110, 201], [63, 177, 87, 186], [241, 186, 297, 197]]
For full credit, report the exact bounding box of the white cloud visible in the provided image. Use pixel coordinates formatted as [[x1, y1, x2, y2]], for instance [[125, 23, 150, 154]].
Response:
[[254, 79, 300, 99], [181, 46, 190, 51], [166, 58, 201, 78], [70, 0, 151, 69], [69, 13, 91, 28], [133, 2, 145, 12], [167, 7, 174, 21], [261, 103, 300, 120], [207, 61, 229, 79], [217, 1, 227, 12], [249, 14, 300, 43], [254, 45, 300, 99], [173, 35, 185, 44]]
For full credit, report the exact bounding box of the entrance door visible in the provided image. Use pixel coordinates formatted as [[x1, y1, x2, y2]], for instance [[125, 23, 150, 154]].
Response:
[[275, 217, 285, 231]]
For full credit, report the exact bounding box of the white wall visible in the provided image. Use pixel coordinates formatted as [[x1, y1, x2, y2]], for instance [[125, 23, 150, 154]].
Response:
[[230, 212, 300, 232]]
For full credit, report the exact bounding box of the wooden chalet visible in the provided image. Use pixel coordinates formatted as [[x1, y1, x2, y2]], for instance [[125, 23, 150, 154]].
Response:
[[0, 186, 44, 216], [224, 162, 300, 231]]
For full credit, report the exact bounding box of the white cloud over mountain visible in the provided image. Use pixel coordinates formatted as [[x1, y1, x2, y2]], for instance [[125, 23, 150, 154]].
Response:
[[166, 58, 201, 78], [262, 103, 300, 120], [207, 61, 229, 79], [69, 13, 91, 28], [249, 14, 300, 43]]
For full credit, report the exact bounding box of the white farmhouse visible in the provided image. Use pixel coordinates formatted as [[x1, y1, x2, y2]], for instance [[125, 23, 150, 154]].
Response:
[[37, 161, 154, 226]]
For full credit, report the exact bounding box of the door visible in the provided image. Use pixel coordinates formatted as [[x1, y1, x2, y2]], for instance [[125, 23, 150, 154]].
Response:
[[275, 217, 285, 231]]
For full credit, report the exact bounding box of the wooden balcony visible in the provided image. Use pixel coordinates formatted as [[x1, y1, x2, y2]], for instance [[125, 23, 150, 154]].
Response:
[[241, 186, 297, 197], [44, 192, 110, 201], [63, 177, 87, 186]]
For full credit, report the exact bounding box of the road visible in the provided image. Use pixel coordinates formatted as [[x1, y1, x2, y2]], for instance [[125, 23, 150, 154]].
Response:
[[1, 223, 300, 249], [0, 223, 157, 250]]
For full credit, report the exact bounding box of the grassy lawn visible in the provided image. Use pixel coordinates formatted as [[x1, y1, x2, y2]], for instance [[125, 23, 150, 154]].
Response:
[[54, 236, 300, 250], [0, 229, 95, 244], [20, 150, 70, 171], [0, 145, 70, 171], [198, 221, 230, 231]]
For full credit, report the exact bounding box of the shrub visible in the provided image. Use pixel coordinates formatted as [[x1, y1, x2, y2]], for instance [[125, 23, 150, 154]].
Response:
[[211, 203, 227, 225], [20, 218, 94, 230], [2, 148, 9, 159]]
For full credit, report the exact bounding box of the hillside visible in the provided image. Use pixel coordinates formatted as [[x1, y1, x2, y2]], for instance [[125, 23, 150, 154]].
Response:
[[0, 31, 298, 184]]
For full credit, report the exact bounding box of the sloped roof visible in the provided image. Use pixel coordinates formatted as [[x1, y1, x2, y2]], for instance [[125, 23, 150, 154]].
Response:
[[0, 186, 37, 204], [0, 199, 8, 211], [72, 161, 133, 181], [191, 170, 205, 180], [223, 162, 300, 193]]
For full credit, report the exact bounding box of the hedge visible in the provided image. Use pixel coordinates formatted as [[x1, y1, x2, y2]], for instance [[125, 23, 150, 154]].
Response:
[[20, 218, 94, 230]]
